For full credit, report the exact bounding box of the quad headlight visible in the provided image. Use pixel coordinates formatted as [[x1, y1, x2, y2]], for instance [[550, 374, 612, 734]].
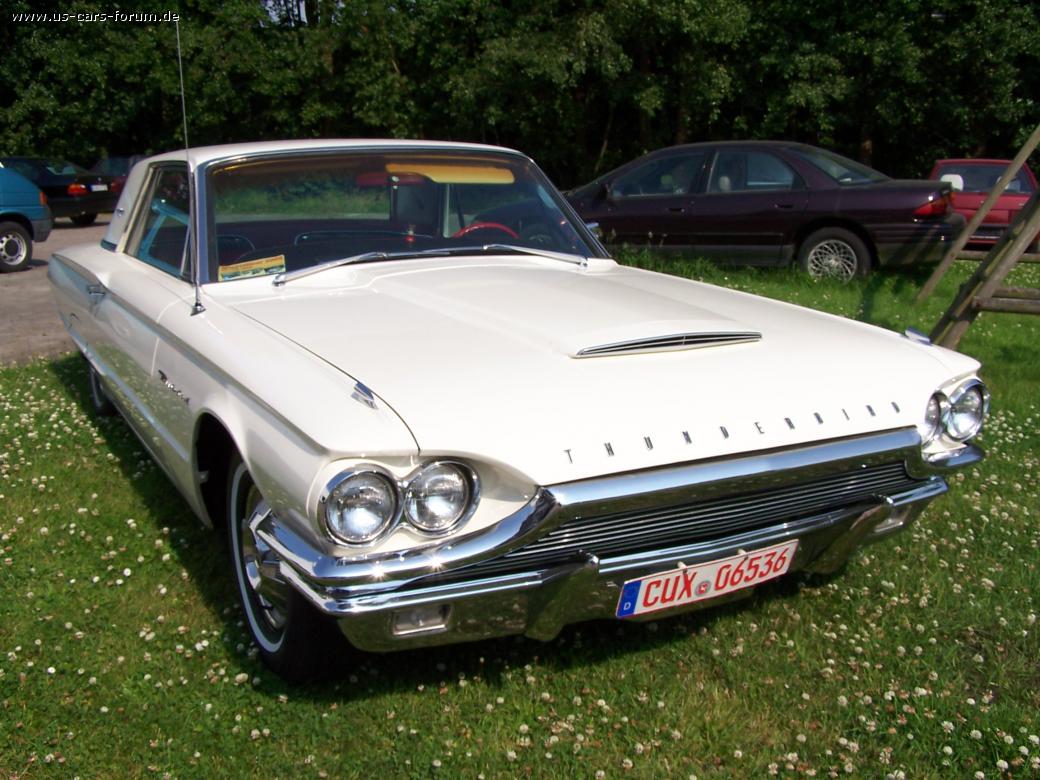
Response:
[[922, 394, 943, 445], [943, 380, 989, 442], [322, 469, 399, 544], [922, 379, 989, 452], [404, 462, 474, 533], [321, 461, 479, 545]]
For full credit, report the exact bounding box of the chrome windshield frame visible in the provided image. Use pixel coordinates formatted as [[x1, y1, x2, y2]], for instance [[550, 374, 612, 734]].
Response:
[[195, 145, 610, 285]]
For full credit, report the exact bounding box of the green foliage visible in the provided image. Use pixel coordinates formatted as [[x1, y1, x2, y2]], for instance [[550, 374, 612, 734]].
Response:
[[1, 0, 1037, 180]]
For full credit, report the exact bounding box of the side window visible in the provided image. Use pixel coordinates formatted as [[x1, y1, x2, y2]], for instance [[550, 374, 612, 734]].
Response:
[[612, 153, 705, 198], [126, 165, 190, 276], [708, 151, 797, 193]]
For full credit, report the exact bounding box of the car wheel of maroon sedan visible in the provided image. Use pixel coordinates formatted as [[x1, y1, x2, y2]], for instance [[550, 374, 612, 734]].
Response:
[[799, 227, 871, 282]]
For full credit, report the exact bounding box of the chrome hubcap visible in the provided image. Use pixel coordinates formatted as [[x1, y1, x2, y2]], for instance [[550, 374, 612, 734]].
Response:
[[807, 239, 857, 282], [239, 488, 289, 633], [0, 233, 27, 267]]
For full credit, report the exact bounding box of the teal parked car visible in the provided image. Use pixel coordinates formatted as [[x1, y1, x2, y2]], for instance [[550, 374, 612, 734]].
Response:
[[0, 166, 53, 272]]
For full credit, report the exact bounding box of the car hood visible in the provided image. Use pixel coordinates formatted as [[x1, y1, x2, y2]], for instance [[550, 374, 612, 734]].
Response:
[[221, 256, 978, 485]]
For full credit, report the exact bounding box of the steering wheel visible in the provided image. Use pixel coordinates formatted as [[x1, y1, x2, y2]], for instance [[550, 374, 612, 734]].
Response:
[[452, 221, 518, 239]]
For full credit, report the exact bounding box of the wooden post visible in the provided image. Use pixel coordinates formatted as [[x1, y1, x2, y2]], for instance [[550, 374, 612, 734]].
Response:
[[917, 123, 1040, 302]]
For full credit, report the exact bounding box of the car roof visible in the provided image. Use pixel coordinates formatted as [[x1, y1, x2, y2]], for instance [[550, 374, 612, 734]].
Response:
[[146, 139, 527, 169], [643, 140, 819, 154], [933, 158, 1015, 166]]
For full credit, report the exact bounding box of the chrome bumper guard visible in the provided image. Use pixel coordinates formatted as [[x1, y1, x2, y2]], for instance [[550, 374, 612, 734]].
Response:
[[253, 428, 981, 652]]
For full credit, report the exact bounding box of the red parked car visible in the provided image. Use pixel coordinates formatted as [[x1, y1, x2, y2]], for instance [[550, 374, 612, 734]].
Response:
[[929, 159, 1038, 249]]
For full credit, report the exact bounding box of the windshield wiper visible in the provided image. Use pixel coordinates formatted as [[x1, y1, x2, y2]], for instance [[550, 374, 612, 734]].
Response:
[[272, 248, 454, 286], [272, 243, 591, 286], [479, 244, 589, 266]]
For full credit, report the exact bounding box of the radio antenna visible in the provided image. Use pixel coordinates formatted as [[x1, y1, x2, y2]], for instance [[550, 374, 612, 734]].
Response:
[[175, 18, 204, 315]]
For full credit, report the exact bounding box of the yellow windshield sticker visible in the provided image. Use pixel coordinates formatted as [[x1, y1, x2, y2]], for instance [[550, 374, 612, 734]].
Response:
[[385, 163, 515, 184], [218, 254, 286, 281]]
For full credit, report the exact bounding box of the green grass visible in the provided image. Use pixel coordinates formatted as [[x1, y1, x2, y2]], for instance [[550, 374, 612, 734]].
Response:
[[2, 257, 1038, 778]]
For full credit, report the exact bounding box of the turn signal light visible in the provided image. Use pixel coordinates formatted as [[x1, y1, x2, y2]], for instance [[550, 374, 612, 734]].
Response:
[[39, 191, 48, 205]]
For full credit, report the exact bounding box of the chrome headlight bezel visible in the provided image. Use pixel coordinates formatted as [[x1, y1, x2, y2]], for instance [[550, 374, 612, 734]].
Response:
[[922, 393, 945, 446], [320, 466, 401, 545], [921, 378, 989, 460], [941, 378, 990, 442], [319, 460, 481, 546], [403, 460, 481, 536]]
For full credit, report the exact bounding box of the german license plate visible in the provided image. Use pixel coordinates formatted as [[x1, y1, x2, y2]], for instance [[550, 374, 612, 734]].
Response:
[[90, 183, 108, 192], [616, 540, 798, 618]]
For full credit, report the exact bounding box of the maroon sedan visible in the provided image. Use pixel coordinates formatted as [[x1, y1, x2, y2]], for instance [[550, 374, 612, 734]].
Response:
[[929, 158, 1037, 249], [566, 141, 963, 281]]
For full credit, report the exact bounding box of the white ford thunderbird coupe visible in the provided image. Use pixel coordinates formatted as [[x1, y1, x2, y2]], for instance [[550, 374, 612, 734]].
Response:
[[49, 140, 988, 681]]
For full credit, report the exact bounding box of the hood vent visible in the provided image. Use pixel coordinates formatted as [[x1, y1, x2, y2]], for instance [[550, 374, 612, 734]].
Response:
[[575, 331, 761, 358]]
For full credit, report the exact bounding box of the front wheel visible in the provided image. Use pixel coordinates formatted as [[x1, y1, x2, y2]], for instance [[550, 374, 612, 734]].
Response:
[[0, 221, 32, 273], [798, 227, 871, 282], [85, 359, 115, 416], [227, 453, 345, 681]]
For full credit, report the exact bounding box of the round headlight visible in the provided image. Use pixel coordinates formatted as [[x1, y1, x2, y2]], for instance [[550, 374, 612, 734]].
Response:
[[943, 383, 988, 441], [323, 470, 398, 544], [404, 463, 472, 533], [923, 394, 943, 444]]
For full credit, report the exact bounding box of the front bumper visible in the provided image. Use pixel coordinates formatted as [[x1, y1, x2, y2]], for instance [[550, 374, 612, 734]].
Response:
[[253, 428, 981, 652]]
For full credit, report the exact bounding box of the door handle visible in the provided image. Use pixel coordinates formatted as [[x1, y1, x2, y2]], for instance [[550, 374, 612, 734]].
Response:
[[667, 207, 685, 213], [86, 284, 106, 299], [774, 203, 795, 210]]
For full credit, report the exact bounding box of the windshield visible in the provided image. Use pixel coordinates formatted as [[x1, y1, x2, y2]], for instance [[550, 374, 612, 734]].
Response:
[[790, 147, 888, 185], [933, 162, 1035, 194], [206, 150, 597, 282]]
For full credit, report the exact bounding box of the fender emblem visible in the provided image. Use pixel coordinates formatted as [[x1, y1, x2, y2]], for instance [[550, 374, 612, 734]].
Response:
[[157, 370, 190, 405]]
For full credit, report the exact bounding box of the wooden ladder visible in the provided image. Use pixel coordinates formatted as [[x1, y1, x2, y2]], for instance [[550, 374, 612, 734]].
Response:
[[918, 123, 1040, 350]]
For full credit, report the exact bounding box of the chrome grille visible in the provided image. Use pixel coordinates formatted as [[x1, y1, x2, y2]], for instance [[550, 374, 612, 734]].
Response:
[[421, 461, 920, 584], [575, 331, 761, 357]]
